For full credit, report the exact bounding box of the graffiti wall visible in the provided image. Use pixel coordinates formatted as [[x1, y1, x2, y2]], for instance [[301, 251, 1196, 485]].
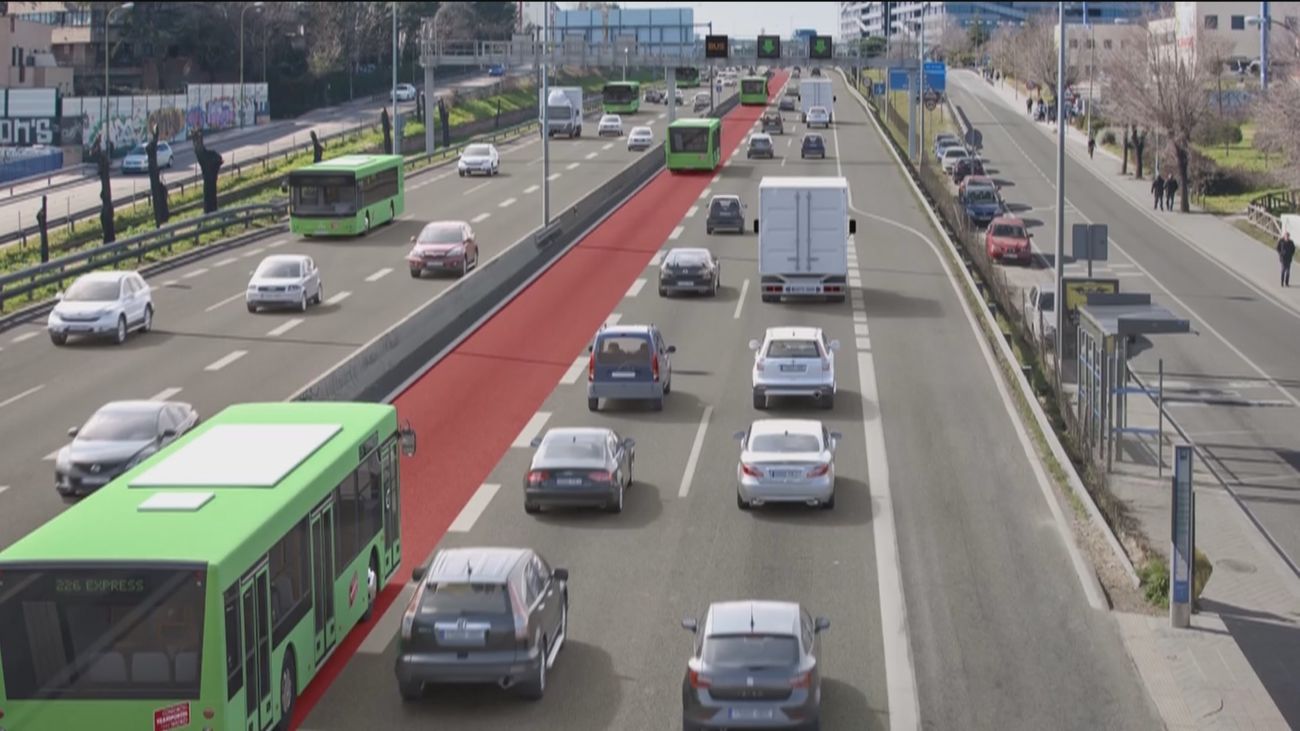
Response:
[[64, 83, 270, 154]]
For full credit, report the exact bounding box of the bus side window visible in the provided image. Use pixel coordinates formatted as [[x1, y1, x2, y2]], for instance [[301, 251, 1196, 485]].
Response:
[[224, 586, 243, 700]]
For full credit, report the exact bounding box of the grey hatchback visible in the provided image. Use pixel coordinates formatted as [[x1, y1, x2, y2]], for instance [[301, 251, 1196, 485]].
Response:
[[706, 195, 746, 235], [525, 427, 636, 513], [800, 134, 826, 159], [682, 600, 829, 730], [396, 547, 569, 701], [587, 324, 675, 411]]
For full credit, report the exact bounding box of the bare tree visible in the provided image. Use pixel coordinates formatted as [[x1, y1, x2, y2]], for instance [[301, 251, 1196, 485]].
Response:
[[1103, 24, 1229, 211], [1021, 16, 1079, 100], [937, 16, 970, 63], [434, 1, 478, 41], [1253, 30, 1300, 187], [987, 24, 1024, 95]]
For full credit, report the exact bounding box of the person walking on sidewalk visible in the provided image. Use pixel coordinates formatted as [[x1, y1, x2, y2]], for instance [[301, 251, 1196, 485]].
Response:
[[1279, 231, 1296, 287], [1164, 173, 1179, 211], [1027, 97, 1034, 116], [1151, 175, 1166, 210], [1087, 135, 1096, 158]]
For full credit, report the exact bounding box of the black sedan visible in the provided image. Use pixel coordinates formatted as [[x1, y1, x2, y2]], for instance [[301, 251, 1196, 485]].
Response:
[[800, 134, 826, 159], [54, 400, 200, 500], [525, 427, 635, 514], [659, 247, 721, 297]]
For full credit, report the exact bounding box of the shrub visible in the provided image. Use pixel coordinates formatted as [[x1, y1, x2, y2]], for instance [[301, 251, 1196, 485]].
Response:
[[1101, 129, 1117, 146], [1195, 121, 1243, 147]]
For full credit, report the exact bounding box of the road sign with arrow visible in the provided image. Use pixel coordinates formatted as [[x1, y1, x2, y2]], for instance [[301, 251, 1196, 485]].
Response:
[[758, 35, 780, 60], [810, 35, 832, 60]]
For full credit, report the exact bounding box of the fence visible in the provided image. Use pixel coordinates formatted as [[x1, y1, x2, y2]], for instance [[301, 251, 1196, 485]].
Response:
[[1246, 189, 1298, 239], [0, 148, 63, 184]]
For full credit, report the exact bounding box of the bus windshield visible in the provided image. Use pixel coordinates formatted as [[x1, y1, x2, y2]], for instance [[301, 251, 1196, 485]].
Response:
[[603, 84, 636, 104], [289, 173, 357, 217], [0, 565, 206, 700], [741, 79, 766, 95], [669, 126, 710, 153]]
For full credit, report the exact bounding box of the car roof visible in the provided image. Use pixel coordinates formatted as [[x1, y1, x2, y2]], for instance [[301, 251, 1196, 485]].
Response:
[[77, 270, 133, 282], [422, 220, 468, 229], [944, 147, 970, 156], [94, 400, 172, 415], [428, 547, 530, 585], [965, 175, 996, 186], [751, 133, 772, 140], [803, 133, 823, 141], [749, 419, 824, 438], [631, 126, 652, 133], [666, 247, 711, 258], [711, 194, 741, 202], [541, 427, 612, 442], [260, 253, 309, 263], [707, 600, 801, 636], [599, 324, 653, 336], [765, 326, 822, 340]]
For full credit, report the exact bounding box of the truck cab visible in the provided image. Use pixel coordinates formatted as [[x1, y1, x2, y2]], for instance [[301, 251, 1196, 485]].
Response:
[[542, 87, 584, 138], [752, 177, 856, 304]]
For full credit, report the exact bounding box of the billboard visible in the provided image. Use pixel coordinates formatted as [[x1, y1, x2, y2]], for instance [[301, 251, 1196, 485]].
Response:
[[0, 88, 61, 147]]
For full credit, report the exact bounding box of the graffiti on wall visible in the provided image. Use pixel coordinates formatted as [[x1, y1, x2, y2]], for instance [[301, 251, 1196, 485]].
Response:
[[66, 83, 270, 153]]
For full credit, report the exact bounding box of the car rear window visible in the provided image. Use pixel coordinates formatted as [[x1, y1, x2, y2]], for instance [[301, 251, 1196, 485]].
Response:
[[703, 635, 799, 669], [668, 251, 710, 266], [464, 145, 491, 156], [766, 339, 821, 358], [749, 432, 822, 453], [419, 582, 510, 615], [711, 198, 740, 213], [991, 224, 1026, 238], [595, 335, 652, 364], [417, 224, 464, 244], [539, 438, 606, 461]]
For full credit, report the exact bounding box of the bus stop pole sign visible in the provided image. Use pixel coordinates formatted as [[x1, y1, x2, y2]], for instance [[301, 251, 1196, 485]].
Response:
[[1170, 444, 1195, 628]]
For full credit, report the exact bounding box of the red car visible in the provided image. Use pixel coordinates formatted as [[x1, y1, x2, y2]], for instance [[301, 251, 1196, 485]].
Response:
[[408, 220, 478, 278], [985, 215, 1033, 263]]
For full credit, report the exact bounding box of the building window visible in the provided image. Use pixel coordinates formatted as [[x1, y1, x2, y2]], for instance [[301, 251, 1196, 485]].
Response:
[[1069, 38, 1078, 48], [1204, 15, 1218, 30], [1230, 15, 1245, 30], [1286, 17, 1299, 31], [1103, 39, 1113, 50]]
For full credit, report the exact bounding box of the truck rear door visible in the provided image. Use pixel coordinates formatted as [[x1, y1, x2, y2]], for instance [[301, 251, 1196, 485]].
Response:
[[806, 187, 846, 276], [760, 187, 802, 275]]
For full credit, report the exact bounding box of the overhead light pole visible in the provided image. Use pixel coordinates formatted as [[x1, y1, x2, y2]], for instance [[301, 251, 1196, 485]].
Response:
[[1246, 6, 1296, 92], [239, 1, 265, 129], [1054, 0, 1066, 368], [103, 2, 134, 153]]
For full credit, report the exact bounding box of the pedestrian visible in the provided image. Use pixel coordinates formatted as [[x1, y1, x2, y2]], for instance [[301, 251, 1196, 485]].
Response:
[[1027, 97, 1033, 116], [1165, 173, 1179, 211], [1087, 135, 1096, 158], [1278, 230, 1296, 287], [1151, 175, 1165, 210]]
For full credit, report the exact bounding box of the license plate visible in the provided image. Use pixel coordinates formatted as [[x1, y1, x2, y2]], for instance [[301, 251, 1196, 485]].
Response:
[[729, 708, 775, 720], [785, 285, 820, 294], [679, 280, 695, 287], [779, 364, 806, 372], [438, 629, 485, 643], [612, 371, 636, 379], [557, 477, 584, 487], [770, 469, 802, 479]]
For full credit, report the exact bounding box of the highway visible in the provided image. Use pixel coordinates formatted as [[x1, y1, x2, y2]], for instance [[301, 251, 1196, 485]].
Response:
[[294, 72, 1159, 730], [947, 70, 1300, 572], [0, 95, 713, 551]]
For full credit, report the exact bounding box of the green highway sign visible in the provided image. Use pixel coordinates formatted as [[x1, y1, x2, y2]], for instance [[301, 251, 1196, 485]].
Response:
[[758, 35, 781, 59], [811, 35, 833, 60]]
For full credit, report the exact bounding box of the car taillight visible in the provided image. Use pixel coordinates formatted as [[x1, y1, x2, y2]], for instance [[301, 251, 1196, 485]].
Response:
[[399, 581, 427, 641], [510, 584, 530, 641], [651, 353, 660, 382], [588, 471, 612, 482], [528, 470, 548, 485], [588, 352, 596, 382], [755, 358, 765, 371], [741, 463, 762, 478], [821, 355, 831, 370], [807, 464, 830, 478], [789, 671, 812, 688], [688, 668, 712, 689]]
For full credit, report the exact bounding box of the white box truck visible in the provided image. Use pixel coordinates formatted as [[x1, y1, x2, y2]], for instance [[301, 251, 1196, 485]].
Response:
[[799, 78, 835, 124], [541, 86, 584, 138], [753, 177, 856, 303]]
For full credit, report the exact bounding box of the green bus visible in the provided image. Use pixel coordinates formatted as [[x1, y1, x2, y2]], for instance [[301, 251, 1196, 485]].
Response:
[[0, 401, 416, 731], [674, 66, 701, 88], [739, 76, 769, 105], [289, 154, 405, 237], [665, 118, 723, 172], [602, 81, 642, 114]]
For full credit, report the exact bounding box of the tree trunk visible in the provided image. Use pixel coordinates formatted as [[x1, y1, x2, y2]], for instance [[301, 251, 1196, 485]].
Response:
[[1133, 128, 1146, 180], [1175, 143, 1191, 213], [1121, 127, 1131, 175]]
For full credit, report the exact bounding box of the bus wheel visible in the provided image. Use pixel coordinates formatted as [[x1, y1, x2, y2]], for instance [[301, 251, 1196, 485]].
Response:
[[276, 653, 297, 731]]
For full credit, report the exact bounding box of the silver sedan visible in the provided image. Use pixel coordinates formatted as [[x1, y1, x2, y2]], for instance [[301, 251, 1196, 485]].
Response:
[[734, 419, 840, 510]]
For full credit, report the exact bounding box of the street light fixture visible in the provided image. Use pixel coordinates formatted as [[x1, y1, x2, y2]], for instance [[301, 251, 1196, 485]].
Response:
[[239, 2, 265, 129], [1247, 12, 1298, 91], [103, 2, 134, 155]]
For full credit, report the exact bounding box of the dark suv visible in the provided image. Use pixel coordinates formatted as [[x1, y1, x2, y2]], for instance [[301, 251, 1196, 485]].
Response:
[[761, 112, 784, 134], [706, 195, 747, 234], [587, 324, 676, 411], [396, 547, 569, 701], [800, 134, 826, 159]]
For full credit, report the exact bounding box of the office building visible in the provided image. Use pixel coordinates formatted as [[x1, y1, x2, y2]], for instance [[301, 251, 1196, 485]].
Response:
[[1157, 1, 1300, 62], [1, 13, 74, 95], [840, 1, 1160, 42]]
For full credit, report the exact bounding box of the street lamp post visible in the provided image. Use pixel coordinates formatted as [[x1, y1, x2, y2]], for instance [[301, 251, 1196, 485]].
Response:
[[1054, 0, 1067, 368], [239, 2, 265, 129], [103, 2, 134, 153], [392, 1, 399, 141], [623, 47, 628, 81], [1247, 7, 1298, 92]]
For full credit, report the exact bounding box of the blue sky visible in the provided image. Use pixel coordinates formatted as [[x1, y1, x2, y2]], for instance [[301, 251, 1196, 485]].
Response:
[[590, 2, 841, 38]]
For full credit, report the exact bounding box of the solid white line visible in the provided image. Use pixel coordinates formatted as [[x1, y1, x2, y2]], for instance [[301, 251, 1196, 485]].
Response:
[[471, 212, 491, 223], [149, 387, 183, 402], [605, 313, 622, 327], [365, 268, 393, 282], [0, 384, 43, 410], [685, 205, 699, 218], [669, 225, 685, 240], [547, 172, 562, 181], [524, 184, 540, 194], [241, 247, 265, 258], [357, 582, 416, 655], [499, 197, 518, 208], [650, 250, 666, 266], [325, 291, 351, 306], [213, 257, 238, 268], [11, 331, 38, 344], [463, 180, 491, 196], [448, 483, 501, 533], [625, 278, 646, 298], [182, 268, 209, 279], [561, 355, 589, 385], [585, 152, 598, 160], [512, 411, 551, 448], [266, 318, 305, 337], [204, 350, 248, 372], [205, 292, 245, 312], [566, 162, 580, 170], [677, 406, 714, 498], [734, 279, 750, 319]]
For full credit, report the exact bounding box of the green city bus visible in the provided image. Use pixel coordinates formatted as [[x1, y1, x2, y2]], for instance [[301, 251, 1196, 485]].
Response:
[[739, 76, 769, 105], [602, 81, 642, 114], [0, 401, 416, 731], [288, 154, 405, 237], [665, 118, 723, 172], [674, 66, 701, 88]]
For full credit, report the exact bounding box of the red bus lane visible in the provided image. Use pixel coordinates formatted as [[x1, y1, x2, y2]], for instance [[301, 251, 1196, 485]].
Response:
[[290, 71, 788, 728]]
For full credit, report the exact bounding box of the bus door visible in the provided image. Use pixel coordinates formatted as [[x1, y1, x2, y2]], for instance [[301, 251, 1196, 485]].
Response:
[[310, 499, 338, 665], [240, 564, 274, 731], [381, 439, 402, 576]]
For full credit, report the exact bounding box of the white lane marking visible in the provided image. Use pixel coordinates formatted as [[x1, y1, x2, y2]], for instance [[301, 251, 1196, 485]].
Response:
[[854, 324, 869, 336], [547, 172, 562, 181], [856, 337, 871, 351], [647, 119, 657, 126], [1113, 271, 1145, 278], [524, 184, 540, 194], [625, 278, 646, 298], [463, 180, 491, 196], [512, 411, 552, 448], [357, 582, 416, 655], [685, 205, 699, 218], [11, 331, 38, 344], [712, 173, 722, 183], [204, 350, 248, 372], [734, 279, 750, 319], [267, 318, 305, 337], [669, 225, 685, 240], [266, 239, 286, 249], [213, 257, 238, 268], [241, 247, 265, 258], [723, 158, 733, 167], [677, 406, 714, 498], [566, 162, 581, 170], [605, 313, 622, 327], [854, 311, 867, 322], [205, 292, 245, 312], [699, 187, 712, 200], [528, 156, 544, 166], [602, 142, 614, 150], [780, 156, 788, 167], [159, 279, 179, 288], [561, 355, 589, 385], [471, 213, 491, 223], [499, 198, 518, 208], [0, 384, 44, 410], [149, 387, 183, 402], [786, 138, 793, 147], [650, 250, 666, 267], [0, 486, 7, 498], [325, 291, 352, 306], [657, 112, 666, 119], [182, 268, 209, 279], [44, 449, 60, 461], [448, 483, 501, 533], [585, 152, 599, 160], [365, 268, 394, 282]]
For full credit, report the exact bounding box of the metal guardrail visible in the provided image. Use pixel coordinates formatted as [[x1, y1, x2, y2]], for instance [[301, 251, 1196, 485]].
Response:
[[0, 202, 287, 311]]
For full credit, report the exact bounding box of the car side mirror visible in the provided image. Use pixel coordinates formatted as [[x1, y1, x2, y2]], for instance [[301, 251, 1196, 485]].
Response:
[[815, 617, 830, 633], [681, 618, 698, 633], [732, 430, 746, 442], [753, 220, 760, 234], [161, 429, 177, 440], [829, 340, 841, 351], [833, 95, 837, 102], [412, 564, 427, 582], [666, 345, 676, 354], [830, 431, 843, 444], [748, 339, 761, 351], [848, 219, 857, 235], [586, 343, 594, 353], [553, 568, 569, 582], [67, 426, 79, 438], [410, 235, 417, 243], [400, 420, 417, 457], [530, 436, 544, 448], [623, 437, 636, 450], [55, 290, 65, 301]]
